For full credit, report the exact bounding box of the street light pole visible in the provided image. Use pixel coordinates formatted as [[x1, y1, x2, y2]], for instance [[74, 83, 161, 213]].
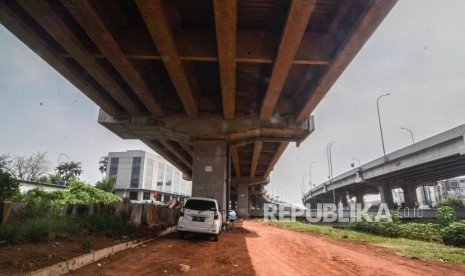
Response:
[[326, 142, 335, 204], [401, 127, 415, 144], [352, 158, 361, 168], [377, 93, 390, 158], [309, 161, 316, 187]]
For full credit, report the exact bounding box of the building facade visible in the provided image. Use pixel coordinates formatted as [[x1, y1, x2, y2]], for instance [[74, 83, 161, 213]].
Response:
[[438, 177, 465, 198], [107, 150, 192, 203]]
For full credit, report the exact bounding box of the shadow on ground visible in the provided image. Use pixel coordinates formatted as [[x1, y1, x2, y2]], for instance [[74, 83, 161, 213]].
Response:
[[68, 224, 258, 275]]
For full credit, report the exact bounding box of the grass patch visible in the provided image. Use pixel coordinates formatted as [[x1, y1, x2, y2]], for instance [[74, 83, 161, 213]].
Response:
[[268, 221, 465, 264], [0, 214, 145, 245]]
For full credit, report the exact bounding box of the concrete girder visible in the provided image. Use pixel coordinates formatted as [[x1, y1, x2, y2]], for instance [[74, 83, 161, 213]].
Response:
[[98, 110, 312, 145]]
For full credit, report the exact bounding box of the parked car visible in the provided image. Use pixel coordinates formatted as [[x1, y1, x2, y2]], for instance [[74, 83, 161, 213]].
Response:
[[228, 210, 237, 222], [177, 197, 223, 241]]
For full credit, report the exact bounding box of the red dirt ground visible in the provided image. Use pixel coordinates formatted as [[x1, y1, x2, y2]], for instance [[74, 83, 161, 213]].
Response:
[[0, 234, 120, 276], [68, 220, 465, 276]]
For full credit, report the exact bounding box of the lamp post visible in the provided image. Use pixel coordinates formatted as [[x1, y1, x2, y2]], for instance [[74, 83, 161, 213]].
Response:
[[401, 127, 415, 144], [377, 93, 390, 158], [326, 142, 335, 204], [351, 158, 361, 168], [309, 161, 316, 187]]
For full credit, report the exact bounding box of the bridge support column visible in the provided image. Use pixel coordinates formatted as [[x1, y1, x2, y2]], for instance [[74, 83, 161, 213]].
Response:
[[355, 194, 365, 208], [236, 183, 249, 218], [338, 195, 347, 207], [337, 195, 344, 209], [378, 185, 394, 208], [401, 184, 418, 208], [192, 140, 227, 209]]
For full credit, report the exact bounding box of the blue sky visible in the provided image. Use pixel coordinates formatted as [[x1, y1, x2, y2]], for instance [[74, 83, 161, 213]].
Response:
[[1, 0, 465, 204]]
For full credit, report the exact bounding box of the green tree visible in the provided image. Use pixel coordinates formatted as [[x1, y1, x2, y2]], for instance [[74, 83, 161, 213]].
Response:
[[37, 173, 61, 184], [47, 173, 62, 184], [95, 176, 117, 193], [437, 205, 456, 226], [99, 156, 108, 177], [56, 161, 82, 181], [0, 169, 21, 202]]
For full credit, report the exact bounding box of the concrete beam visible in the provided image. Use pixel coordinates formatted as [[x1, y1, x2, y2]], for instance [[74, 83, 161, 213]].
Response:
[[296, 0, 398, 123], [98, 110, 311, 144], [63, 0, 164, 117], [259, 0, 316, 121], [136, 0, 199, 118], [16, 0, 143, 116], [214, 0, 237, 119], [0, 1, 122, 117]]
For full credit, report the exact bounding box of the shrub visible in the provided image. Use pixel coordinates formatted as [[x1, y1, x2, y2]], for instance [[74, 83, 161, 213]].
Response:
[[22, 188, 69, 217], [0, 214, 136, 245], [438, 196, 465, 210], [437, 206, 456, 227], [67, 179, 121, 205], [349, 214, 442, 243], [442, 221, 465, 247], [398, 223, 442, 243], [20, 180, 121, 217], [349, 214, 400, 238]]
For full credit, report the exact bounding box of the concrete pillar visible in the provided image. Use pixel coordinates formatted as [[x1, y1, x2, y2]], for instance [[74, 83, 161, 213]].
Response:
[[192, 140, 227, 209], [338, 195, 347, 208], [355, 194, 365, 208], [236, 183, 249, 218], [378, 185, 394, 208], [402, 184, 418, 208]]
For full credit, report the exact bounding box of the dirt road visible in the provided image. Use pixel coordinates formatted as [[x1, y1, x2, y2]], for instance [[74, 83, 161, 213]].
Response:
[[70, 220, 465, 275]]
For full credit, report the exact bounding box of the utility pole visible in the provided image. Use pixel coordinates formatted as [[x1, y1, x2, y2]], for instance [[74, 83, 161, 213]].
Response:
[[309, 161, 316, 187], [326, 142, 335, 204], [377, 93, 390, 159]]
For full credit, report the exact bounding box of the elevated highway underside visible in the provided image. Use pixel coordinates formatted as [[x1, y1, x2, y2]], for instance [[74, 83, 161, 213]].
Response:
[[0, 0, 397, 210]]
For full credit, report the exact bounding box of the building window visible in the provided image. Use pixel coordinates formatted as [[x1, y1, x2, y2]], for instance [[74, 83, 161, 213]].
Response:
[[129, 191, 138, 200], [130, 157, 142, 188], [157, 163, 165, 186], [143, 192, 150, 200], [156, 193, 162, 202], [109, 157, 119, 177], [166, 167, 173, 186], [145, 159, 154, 188]]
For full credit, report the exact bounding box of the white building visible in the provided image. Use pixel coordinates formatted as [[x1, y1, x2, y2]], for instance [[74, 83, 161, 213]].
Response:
[[107, 150, 192, 203], [439, 177, 465, 198]]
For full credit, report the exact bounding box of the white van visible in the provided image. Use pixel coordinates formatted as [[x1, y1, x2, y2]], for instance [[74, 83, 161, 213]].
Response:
[[177, 197, 223, 241]]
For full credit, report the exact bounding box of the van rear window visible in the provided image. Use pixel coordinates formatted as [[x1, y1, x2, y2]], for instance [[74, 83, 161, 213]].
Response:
[[185, 200, 216, 211]]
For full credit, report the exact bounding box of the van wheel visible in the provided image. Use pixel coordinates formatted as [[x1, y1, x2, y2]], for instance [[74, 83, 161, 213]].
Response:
[[213, 234, 219, 242], [178, 231, 184, 239]]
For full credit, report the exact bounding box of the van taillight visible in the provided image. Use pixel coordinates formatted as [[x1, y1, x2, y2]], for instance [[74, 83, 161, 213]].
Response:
[[214, 211, 219, 220]]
